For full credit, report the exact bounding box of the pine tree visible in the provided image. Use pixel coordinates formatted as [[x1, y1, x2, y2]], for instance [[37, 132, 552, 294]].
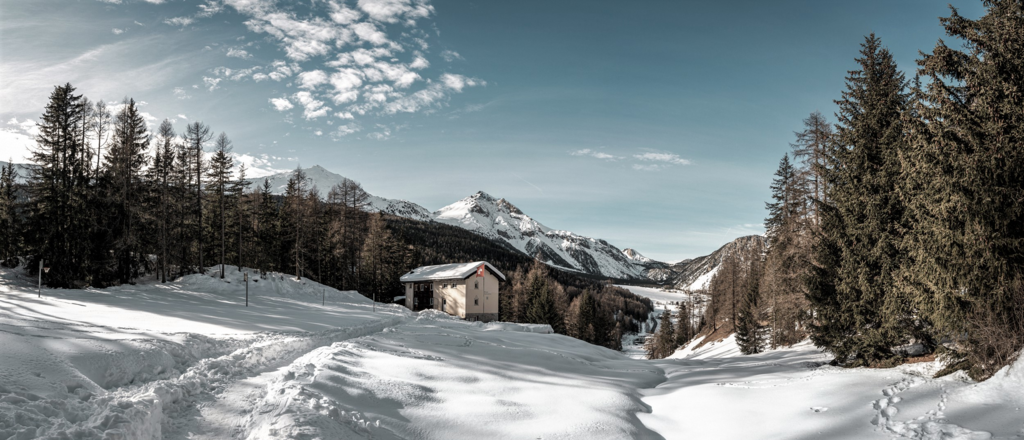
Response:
[[229, 163, 252, 272], [0, 161, 21, 264], [359, 213, 404, 303], [736, 260, 765, 355], [646, 311, 676, 359], [807, 34, 910, 367], [901, 1, 1024, 378], [565, 291, 598, 343], [151, 120, 176, 283], [675, 302, 692, 347], [526, 267, 562, 333], [102, 98, 151, 284], [207, 133, 233, 278], [183, 121, 211, 273], [28, 83, 94, 287]]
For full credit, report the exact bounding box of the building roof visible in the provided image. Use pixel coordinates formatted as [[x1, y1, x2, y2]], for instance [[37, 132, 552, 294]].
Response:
[[400, 261, 506, 282]]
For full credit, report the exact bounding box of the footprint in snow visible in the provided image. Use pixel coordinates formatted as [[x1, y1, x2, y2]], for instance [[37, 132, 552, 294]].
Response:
[[811, 407, 829, 413]]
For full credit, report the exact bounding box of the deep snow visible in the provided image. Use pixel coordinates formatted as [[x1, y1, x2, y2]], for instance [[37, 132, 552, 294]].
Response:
[[1, 269, 1022, 440]]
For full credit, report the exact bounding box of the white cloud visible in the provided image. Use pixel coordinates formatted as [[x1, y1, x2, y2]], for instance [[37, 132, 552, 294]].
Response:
[[177, 114, 188, 120], [633, 152, 691, 165], [165, 16, 194, 27], [0, 118, 39, 163], [440, 50, 462, 62], [315, 130, 323, 136], [410, 55, 429, 69], [173, 87, 192, 99], [253, 73, 269, 82], [226, 48, 252, 59], [269, 97, 294, 111], [112, 28, 126, 35], [203, 76, 222, 91], [332, 123, 361, 138], [293, 91, 330, 119], [632, 164, 663, 171], [440, 73, 483, 92], [134, 21, 145, 26], [356, 0, 433, 24], [297, 70, 329, 89], [571, 149, 620, 160]]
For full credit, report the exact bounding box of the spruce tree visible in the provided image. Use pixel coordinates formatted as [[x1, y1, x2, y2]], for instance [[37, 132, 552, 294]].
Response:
[[28, 83, 94, 287], [152, 120, 176, 282], [526, 269, 562, 333], [102, 98, 151, 284], [646, 311, 676, 359], [902, 1, 1024, 378], [807, 34, 910, 366]]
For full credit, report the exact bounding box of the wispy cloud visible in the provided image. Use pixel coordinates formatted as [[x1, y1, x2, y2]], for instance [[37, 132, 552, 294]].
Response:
[[226, 48, 252, 59], [112, 28, 126, 35], [571, 148, 620, 160], [634, 152, 691, 165]]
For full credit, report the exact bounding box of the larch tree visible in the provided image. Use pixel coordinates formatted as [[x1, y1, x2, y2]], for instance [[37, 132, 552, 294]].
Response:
[[207, 132, 234, 279]]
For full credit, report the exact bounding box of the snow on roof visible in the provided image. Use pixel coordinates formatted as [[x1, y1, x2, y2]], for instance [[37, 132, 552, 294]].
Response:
[[400, 261, 506, 282]]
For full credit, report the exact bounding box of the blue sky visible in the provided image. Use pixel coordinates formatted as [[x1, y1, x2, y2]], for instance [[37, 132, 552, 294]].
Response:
[[0, 0, 985, 261]]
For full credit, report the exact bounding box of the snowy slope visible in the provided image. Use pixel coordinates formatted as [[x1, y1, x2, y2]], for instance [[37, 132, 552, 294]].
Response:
[[2, 265, 1022, 439], [432, 191, 648, 279], [669, 235, 766, 291]]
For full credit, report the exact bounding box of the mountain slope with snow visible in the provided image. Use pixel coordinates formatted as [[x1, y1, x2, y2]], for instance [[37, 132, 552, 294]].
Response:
[[432, 191, 648, 279], [247, 165, 433, 221], [669, 235, 766, 291]]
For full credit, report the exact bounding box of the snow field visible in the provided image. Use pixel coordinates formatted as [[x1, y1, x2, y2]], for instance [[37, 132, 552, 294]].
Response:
[[0, 266, 407, 439], [246, 310, 665, 440], [619, 285, 1024, 440]]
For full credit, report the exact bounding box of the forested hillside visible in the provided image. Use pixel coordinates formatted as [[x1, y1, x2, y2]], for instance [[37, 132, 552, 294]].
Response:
[[645, 3, 1024, 380]]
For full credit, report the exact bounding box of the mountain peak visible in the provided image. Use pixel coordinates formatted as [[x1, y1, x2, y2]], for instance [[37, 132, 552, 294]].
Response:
[[471, 191, 496, 201], [622, 248, 652, 263]]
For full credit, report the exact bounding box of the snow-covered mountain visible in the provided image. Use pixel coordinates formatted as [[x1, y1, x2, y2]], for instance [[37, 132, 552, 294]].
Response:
[[432, 191, 648, 279], [247, 165, 432, 221], [0, 161, 34, 183], [248, 166, 660, 279], [668, 235, 766, 291]]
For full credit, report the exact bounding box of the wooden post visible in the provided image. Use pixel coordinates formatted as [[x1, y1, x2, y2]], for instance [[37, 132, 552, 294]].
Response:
[[38, 259, 42, 298], [244, 272, 248, 307]]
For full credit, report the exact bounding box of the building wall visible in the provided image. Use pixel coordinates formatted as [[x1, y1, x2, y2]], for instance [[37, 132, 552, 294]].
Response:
[[433, 279, 467, 317], [402, 267, 501, 322], [463, 270, 499, 321]]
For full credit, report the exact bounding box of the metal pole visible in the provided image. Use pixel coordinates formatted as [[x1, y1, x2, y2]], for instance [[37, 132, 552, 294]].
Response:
[[322, 288, 325, 306], [245, 272, 248, 307], [38, 259, 42, 298]]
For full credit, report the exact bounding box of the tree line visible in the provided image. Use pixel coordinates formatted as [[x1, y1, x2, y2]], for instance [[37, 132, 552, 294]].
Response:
[[647, 2, 1024, 378], [0, 83, 653, 351]]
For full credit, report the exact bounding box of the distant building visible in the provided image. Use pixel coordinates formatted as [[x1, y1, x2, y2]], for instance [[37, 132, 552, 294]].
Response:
[[399, 261, 504, 322]]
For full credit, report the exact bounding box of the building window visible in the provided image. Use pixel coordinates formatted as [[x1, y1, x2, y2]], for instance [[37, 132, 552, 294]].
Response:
[[474, 297, 479, 306], [474, 281, 479, 289], [442, 298, 447, 311]]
